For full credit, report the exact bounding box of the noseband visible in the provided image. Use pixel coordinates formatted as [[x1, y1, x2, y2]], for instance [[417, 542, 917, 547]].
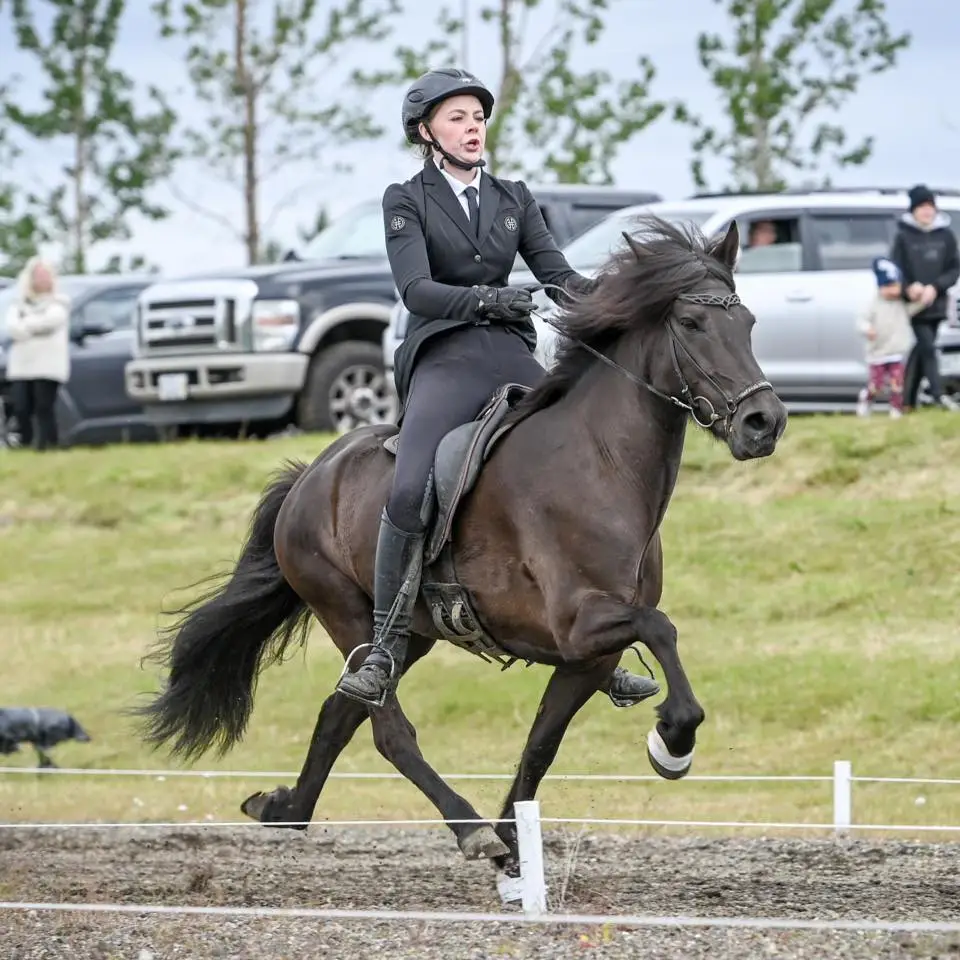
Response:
[[532, 285, 774, 431]]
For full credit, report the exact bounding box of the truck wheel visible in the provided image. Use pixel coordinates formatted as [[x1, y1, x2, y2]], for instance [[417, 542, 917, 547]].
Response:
[[297, 340, 398, 434]]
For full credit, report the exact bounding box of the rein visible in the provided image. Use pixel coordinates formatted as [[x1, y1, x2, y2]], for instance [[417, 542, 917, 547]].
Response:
[[529, 282, 773, 430]]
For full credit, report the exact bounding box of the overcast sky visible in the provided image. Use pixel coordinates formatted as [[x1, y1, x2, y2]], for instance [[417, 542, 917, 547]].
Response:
[[0, 0, 956, 275]]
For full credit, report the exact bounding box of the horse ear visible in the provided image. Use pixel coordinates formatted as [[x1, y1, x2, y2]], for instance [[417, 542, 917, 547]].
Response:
[[714, 220, 740, 269], [621, 231, 644, 261]]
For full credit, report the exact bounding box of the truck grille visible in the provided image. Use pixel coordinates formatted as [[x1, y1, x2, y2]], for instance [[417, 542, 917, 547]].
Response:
[[136, 279, 258, 356], [143, 298, 223, 348]]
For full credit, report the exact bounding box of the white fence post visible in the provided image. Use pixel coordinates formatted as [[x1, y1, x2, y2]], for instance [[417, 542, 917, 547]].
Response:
[[514, 800, 547, 916], [833, 760, 852, 836]]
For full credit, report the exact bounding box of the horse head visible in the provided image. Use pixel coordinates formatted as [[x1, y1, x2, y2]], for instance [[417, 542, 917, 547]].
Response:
[[521, 215, 788, 461]]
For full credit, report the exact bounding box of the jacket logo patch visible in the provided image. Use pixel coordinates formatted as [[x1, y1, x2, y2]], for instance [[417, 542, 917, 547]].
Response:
[[504, 215, 518, 232], [390, 216, 406, 231]]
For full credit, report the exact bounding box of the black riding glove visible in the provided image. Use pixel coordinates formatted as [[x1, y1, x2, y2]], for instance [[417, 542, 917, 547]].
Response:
[[473, 284, 536, 322], [576, 275, 601, 296]]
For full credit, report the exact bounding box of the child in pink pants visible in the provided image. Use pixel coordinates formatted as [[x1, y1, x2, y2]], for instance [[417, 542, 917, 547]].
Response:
[[856, 257, 924, 418]]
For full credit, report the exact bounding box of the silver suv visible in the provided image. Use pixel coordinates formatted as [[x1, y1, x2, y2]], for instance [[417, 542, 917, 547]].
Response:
[[525, 188, 960, 411]]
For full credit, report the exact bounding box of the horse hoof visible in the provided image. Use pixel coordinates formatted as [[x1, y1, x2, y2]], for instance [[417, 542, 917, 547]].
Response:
[[240, 787, 305, 829], [646, 727, 693, 781], [240, 790, 275, 821], [460, 824, 510, 861]]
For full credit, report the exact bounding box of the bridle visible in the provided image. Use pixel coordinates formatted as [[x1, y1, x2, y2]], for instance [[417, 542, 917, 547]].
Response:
[[531, 284, 774, 431]]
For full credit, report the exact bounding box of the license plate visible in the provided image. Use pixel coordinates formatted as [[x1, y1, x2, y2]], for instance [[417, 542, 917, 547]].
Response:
[[157, 372, 188, 401], [940, 353, 960, 377]]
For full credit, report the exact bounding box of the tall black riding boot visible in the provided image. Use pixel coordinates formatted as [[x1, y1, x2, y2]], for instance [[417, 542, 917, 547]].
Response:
[[335, 509, 425, 707]]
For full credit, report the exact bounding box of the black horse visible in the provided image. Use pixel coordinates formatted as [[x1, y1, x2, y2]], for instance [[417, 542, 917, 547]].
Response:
[[135, 217, 788, 891]]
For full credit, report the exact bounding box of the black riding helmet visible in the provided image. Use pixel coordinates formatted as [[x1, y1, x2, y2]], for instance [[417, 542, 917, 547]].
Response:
[[402, 68, 495, 170]]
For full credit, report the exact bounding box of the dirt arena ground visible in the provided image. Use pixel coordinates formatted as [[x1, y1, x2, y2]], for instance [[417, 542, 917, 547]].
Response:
[[2, 826, 959, 959]]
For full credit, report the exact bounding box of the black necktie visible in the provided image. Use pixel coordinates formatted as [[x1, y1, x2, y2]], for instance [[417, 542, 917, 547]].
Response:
[[464, 186, 480, 237]]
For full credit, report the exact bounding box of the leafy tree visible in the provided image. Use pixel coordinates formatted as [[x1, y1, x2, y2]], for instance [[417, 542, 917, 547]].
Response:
[[98, 252, 159, 274], [0, 103, 46, 277], [6, 0, 179, 274], [361, 0, 666, 183], [153, 0, 401, 265], [676, 0, 911, 193]]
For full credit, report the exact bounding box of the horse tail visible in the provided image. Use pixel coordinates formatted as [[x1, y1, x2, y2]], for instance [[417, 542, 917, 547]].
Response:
[[134, 459, 312, 761]]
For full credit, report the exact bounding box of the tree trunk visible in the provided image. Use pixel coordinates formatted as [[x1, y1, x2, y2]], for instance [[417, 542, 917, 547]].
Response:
[[235, 0, 258, 264], [72, 6, 90, 274], [487, 0, 522, 176], [748, 11, 773, 192]]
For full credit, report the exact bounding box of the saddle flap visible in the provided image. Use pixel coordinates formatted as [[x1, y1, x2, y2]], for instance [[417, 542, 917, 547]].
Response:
[[425, 382, 530, 564]]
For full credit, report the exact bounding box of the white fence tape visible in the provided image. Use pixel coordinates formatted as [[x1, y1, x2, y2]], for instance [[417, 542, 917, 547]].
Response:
[[0, 767, 836, 782], [3, 760, 958, 918], [3, 900, 960, 933]]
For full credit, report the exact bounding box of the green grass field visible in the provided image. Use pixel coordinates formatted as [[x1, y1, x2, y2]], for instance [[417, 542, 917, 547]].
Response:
[[2, 411, 959, 837]]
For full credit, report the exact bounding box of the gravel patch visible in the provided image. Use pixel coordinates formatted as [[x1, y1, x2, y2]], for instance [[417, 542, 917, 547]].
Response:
[[1, 826, 958, 958]]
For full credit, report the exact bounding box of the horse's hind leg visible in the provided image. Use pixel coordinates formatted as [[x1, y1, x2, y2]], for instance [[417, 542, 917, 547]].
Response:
[[368, 685, 509, 861], [241, 636, 441, 827], [240, 568, 424, 828], [240, 684, 370, 827], [491, 657, 619, 889]]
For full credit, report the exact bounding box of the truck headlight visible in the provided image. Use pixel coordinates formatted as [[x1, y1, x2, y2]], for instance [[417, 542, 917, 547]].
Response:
[[252, 299, 300, 351]]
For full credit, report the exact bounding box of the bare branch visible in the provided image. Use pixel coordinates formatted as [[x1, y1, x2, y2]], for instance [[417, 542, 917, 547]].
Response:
[[166, 179, 244, 241]]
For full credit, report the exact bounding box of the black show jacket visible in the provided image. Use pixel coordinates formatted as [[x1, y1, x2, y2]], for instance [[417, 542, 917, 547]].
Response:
[[385, 158, 587, 406]]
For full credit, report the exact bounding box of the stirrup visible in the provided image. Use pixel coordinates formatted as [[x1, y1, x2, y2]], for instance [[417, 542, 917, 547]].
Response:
[[607, 646, 660, 709], [335, 643, 400, 708]]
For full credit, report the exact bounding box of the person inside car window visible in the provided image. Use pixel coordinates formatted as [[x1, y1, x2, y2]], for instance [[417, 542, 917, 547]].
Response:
[[748, 220, 777, 247]]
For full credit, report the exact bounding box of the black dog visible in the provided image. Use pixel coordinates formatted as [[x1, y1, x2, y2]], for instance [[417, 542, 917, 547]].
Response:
[[0, 707, 92, 768]]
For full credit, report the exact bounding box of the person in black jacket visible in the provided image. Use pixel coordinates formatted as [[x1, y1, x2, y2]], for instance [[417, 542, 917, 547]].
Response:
[[890, 185, 960, 410], [336, 67, 660, 709]]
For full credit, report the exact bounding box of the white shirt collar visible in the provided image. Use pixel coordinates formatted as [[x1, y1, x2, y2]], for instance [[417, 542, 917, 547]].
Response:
[[434, 155, 481, 196]]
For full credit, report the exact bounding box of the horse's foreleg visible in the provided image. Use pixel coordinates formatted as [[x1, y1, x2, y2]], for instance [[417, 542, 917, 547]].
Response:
[[368, 689, 509, 862], [566, 593, 704, 780], [492, 657, 619, 892]]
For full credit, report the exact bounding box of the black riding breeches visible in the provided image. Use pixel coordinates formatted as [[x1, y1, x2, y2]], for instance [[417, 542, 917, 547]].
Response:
[[387, 325, 545, 532]]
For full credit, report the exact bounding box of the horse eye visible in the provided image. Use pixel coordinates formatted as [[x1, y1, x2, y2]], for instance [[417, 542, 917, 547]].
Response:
[[680, 316, 699, 331]]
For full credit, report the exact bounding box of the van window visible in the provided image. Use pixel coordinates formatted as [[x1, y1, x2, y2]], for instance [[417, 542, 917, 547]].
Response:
[[736, 216, 803, 274], [808, 213, 896, 271]]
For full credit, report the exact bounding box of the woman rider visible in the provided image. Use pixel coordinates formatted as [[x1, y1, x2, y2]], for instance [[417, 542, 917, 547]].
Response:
[[335, 67, 660, 710]]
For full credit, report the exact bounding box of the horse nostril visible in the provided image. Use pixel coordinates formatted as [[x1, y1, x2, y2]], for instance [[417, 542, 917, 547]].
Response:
[[743, 411, 773, 435]]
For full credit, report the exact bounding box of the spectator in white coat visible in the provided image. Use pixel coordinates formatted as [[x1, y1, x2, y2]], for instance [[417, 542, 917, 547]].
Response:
[[4, 256, 71, 450]]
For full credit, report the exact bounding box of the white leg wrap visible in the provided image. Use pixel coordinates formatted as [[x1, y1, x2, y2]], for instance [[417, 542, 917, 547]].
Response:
[[646, 726, 693, 774]]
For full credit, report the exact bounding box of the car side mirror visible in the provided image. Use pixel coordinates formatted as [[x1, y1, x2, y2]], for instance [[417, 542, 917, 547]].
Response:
[[83, 317, 114, 337], [72, 317, 114, 342]]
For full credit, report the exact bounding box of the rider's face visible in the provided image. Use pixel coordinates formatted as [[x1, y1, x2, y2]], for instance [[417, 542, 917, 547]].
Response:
[[420, 95, 486, 166]]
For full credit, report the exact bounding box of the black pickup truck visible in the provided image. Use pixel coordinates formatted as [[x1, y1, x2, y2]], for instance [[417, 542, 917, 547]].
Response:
[[125, 182, 661, 436]]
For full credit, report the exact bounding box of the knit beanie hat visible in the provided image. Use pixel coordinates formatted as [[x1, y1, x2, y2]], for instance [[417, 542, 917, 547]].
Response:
[[872, 256, 902, 288], [908, 184, 936, 211]]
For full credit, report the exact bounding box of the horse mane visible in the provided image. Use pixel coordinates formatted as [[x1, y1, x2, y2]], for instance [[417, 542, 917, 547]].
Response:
[[510, 215, 736, 420]]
